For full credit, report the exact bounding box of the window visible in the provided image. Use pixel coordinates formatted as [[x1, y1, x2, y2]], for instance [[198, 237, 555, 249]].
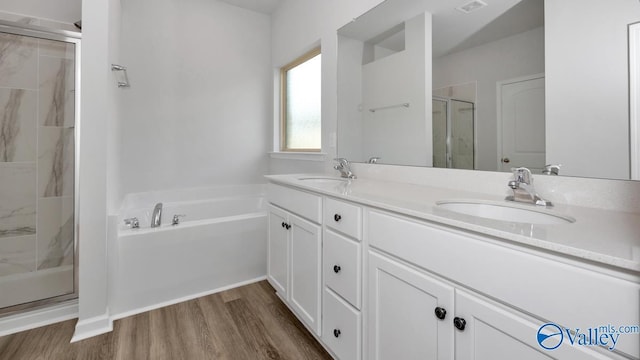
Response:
[[280, 47, 321, 151]]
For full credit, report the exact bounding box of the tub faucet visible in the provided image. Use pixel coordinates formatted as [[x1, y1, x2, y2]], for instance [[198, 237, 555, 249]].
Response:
[[334, 158, 356, 179], [124, 217, 139, 229], [151, 203, 163, 228], [172, 214, 186, 226], [506, 167, 552, 207]]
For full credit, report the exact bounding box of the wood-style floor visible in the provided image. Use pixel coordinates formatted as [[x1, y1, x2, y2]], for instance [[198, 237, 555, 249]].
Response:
[[0, 281, 332, 360]]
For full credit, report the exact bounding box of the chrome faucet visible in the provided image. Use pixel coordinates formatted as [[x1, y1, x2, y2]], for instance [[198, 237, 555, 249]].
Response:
[[124, 217, 140, 229], [506, 167, 552, 207], [368, 157, 381, 164], [172, 214, 186, 226], [151, 203, 163, 228], [542, 164, 561, 176], [334, 158, 356, 179]]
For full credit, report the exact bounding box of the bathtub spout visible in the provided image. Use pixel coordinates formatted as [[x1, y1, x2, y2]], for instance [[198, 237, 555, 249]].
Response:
[[151, 203, 163, 228]]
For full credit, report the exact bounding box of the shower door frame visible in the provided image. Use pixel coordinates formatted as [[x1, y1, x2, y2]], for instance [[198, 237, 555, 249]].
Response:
[[631, 22, 640, 180], [0, 20, 81, 315], [432, 96, 476, 169]]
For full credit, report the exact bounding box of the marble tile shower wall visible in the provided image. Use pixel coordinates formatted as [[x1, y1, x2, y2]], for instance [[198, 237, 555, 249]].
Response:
[[0, 14, 75, 279]]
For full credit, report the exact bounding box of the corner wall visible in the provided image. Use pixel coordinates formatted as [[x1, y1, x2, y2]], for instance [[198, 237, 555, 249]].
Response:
[[118, 0, 272, 195], [72, 0, 116, 341], [545, 0, 640, 179]]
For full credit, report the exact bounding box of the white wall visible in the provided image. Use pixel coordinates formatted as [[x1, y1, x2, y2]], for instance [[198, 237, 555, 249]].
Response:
[[270, 0, 385, 175], [338, 13, 432, 166], [336, 36, 364, 162], [433, 26, 544, 172], [362, 13, 431, 166], [118, 0, 271, 194], [0, 0, 81, 24], [545, 0, 640, 180], [73, 0, 116, 341]]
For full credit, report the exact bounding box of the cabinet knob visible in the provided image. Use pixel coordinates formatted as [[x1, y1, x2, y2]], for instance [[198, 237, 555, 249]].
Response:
[[333, 329, 341, 338], [434, 307, 447, 320], [285, 223, 291, 230], [281, 222, 285, 228], [454, 317, 466, 331], [333, 265, 341, 274], [334, 214, 342, 222]]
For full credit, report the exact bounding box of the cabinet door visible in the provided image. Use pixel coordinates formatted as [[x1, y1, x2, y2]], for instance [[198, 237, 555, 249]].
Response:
[[455, 290, 607, 360], [267, 205, 288, 298], [289, 213, 322, 335], [368, 251, 454, 360]]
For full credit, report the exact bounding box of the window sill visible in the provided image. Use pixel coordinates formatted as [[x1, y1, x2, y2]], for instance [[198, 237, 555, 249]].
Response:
[[269, 152, 327, 162]]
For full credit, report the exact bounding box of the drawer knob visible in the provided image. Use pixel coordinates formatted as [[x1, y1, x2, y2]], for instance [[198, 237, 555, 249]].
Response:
[[333, 329, 341, 338], [334, 214, 342, 222], [454, 317, 466, 331], [434, 307, 447, 320], [333, 265, 341, 274]]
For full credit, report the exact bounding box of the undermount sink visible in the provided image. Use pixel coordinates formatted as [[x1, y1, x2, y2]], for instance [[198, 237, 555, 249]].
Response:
[[298, 176, 349, 184], [436, 200, 575, 225]]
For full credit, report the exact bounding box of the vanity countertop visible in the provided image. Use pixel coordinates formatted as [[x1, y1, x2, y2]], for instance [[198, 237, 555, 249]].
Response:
[[265, 174, 640, 273]]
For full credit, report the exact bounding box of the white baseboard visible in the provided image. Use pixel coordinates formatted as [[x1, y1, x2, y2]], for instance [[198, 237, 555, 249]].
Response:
[[71, 313, 113, 343], [110, 275, 267, 321], [0, 300, 78, 337]]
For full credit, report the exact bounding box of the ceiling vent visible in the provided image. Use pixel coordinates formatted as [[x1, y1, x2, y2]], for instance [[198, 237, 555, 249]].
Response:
[[456, 0, 488, 14]]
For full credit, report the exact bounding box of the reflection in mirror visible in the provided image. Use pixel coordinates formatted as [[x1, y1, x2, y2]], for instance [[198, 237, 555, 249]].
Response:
[[338, 6, 432, 167], [337, 0, 640, 180], [433, 82, 476, 170]]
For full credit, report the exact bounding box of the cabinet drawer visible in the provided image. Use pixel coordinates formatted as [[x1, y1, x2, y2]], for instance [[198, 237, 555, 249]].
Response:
[[368, 209, 640, 359], [324, 197, 362, 240], [267, 183, 322, 223], [324, 230, 361, 309], [323, 288, 361, 360]]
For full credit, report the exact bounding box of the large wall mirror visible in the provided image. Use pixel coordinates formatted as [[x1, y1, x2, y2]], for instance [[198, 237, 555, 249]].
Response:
[[337, 0, 640, 180]]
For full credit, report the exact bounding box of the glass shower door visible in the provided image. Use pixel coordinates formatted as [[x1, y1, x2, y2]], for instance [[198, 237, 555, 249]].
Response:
[[0, 26, 77, 312], [432, 98, 448, 168], [432, 98, 475, 170], [450, 100, 474, 170]]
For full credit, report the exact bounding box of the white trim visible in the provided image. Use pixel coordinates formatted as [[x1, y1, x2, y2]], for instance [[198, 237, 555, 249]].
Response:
[[0, 300, 78, 337], [269, 152, 327, 161], [71, 312, 113, 342], [496, 73, 545, 171], [630, 23, 640, 180]]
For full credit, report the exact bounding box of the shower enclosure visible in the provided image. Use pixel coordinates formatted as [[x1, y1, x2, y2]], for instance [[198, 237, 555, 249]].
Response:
[[0, 19, 79, 314], [432, 97, 475, 170]]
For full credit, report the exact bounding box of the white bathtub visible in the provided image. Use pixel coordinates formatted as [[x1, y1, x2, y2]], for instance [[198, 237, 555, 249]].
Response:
[[110, 185, 267, 319]]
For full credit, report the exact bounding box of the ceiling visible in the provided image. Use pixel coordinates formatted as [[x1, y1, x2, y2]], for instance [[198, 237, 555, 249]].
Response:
[[339, 0, 544, 58], [218, 0, 282, 14], [219, 0, 544, 58]]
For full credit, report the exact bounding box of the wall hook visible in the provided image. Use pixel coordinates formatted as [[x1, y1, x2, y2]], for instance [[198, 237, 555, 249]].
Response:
[[111, 64, 130, 88]]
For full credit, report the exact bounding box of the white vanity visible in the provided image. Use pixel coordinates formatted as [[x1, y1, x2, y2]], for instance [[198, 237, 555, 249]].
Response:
[[265, 174, 640, 360]]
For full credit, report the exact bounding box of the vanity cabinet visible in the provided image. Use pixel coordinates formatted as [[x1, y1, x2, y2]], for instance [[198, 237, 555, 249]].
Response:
[[368, 247, 609, 360], [367, 209, 639, 360], [267, 184, 322, 335], [266, 178, 639, 360], [368, 250, 454, 359], [454, 290, 605, 360], [322, 197, 364, 360], [267, 205, 288, 297]]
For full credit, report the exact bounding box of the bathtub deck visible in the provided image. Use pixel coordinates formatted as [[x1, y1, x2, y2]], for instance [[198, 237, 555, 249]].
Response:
[[0, 281, 332, 360]]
